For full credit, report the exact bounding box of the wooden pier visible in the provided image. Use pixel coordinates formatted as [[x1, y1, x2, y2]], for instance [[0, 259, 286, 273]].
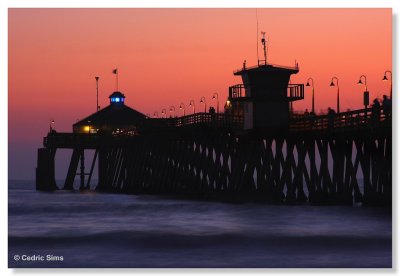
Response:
[[36, 107, 391, 206], [35, 59, 391, 206]]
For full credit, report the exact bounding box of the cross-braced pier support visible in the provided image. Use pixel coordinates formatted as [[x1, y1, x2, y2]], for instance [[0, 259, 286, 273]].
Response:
[[36, 110, 391, 206], [94, 126, 390, 206]]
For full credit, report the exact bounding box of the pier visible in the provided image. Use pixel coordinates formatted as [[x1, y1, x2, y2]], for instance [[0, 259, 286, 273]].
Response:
[[36, 61, 392, 206]]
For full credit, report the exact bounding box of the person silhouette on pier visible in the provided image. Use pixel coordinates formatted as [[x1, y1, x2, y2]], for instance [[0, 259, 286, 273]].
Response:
[[382, 95, 391, 121], [371, 98, 381, 124], [209, 106, 216, 114], [304, 109, 310, 128], [309, 111, 316, 129], [327, 107, 336, 129], [209, 106, 216, 122]]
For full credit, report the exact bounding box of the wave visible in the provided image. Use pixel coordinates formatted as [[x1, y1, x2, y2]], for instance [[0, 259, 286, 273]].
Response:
[[8, 200, 218, 216], [9, 230, 391, 251]]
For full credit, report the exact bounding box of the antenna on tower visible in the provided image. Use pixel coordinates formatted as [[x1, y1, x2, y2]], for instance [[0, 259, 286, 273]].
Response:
[[256, 9, 259, 66], [261, 31, 267, 65], [266, 35, 270, 63]]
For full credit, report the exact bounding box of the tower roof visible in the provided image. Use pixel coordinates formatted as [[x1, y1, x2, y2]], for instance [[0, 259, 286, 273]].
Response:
[[73, 104, 146, 129], [234, 63, 299, 76], [109, 91, 125, 99]]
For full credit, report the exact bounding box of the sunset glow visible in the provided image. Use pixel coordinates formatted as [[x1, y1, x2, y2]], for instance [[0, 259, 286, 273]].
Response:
[[8, 8, 392, 179]]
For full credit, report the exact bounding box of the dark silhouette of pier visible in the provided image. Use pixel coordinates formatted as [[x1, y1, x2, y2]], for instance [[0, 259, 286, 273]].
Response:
[[36, 59, 392, 206]]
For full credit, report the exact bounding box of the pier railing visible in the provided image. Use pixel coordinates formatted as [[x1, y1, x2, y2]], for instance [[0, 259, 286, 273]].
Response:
[[43, 113, 243, 148], [229, 84, 250, 99], [145, 113, 243, 130], [43, 107, 390, 149], [289, 106, 391, 132], [233, 63, 299, 74], [287, 84, 304, 101], [228, 83, 304, 101]]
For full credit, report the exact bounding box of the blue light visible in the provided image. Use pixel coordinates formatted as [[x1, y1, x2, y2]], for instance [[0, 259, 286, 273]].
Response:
[[110, 94, 125, 104]]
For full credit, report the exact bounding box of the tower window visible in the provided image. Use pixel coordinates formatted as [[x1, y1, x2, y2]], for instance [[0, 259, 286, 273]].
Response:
[[109, 91, 126, 105]]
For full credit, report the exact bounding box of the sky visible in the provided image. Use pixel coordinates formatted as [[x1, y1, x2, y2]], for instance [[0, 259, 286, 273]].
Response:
[[8, 8, 392, 180]]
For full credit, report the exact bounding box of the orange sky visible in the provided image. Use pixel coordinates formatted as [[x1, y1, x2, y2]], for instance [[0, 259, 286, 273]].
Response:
[[8, 8, 392, 179]]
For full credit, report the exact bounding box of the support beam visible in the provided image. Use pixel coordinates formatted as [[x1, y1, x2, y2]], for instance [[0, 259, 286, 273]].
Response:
[[79, 150, 85, 190], [86, 149, 98, 189], [64, 148, 82, 190], [36, 147, 58, 191]]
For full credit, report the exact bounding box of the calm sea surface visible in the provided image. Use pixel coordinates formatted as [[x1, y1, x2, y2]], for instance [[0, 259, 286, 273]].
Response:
[[8, 180, 392, 268]]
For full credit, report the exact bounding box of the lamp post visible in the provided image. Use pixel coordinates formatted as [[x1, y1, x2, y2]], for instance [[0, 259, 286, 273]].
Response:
[[225, 99, 231, 109], [306, 77, 315, 113], [154, 111, 158, 118], [330, 76, 340, 113], [179, 103, 186, 116], [169, 106, 175, 117], [200, 96, 206, 113], [212, 93, 219, 113], [358, 75, 369, 110], [161, 109, 167, 118], [382, 70, 392, 99], [189, 100, 195, 114], [95, 76, 100, 111], [357, 75, 368, 91], [49, 119, 55, 132], [358, 75, 369, 122], [87, 120, 91, 134]]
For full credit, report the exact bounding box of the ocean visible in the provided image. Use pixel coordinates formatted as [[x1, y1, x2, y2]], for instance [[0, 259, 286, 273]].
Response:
[[8, 180, 392, 268]]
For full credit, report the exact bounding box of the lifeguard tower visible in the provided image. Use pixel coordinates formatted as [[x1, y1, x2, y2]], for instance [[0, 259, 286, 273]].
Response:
[[227, 33, 304, 129]]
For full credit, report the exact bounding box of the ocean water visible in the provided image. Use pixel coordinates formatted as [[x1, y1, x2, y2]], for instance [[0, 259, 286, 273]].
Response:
[[8, 180, 392, 268]]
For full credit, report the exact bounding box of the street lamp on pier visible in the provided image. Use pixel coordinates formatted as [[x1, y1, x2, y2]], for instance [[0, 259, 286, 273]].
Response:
[[95, 76, 100, 111], [189, 100, 195, 114], [169, 106, 176, 117], [87, 120, 91, 134], [179, 103, 186, 116], [330, 76, 340, 113], [212, 93, 219, 113], [382, 70, 392, 99], [200, 96, 206, 113], [357, 75, 368, 91], [49, 119, 55, 132], [358, 75, 369, 110], [306, 77, 315, 113]]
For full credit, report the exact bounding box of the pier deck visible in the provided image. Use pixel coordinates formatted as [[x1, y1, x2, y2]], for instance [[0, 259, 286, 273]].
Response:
[[37, 107, 391, 206]]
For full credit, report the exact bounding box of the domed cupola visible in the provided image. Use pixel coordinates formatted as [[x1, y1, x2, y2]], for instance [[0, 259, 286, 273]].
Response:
[[109, 91, 125, 106]]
